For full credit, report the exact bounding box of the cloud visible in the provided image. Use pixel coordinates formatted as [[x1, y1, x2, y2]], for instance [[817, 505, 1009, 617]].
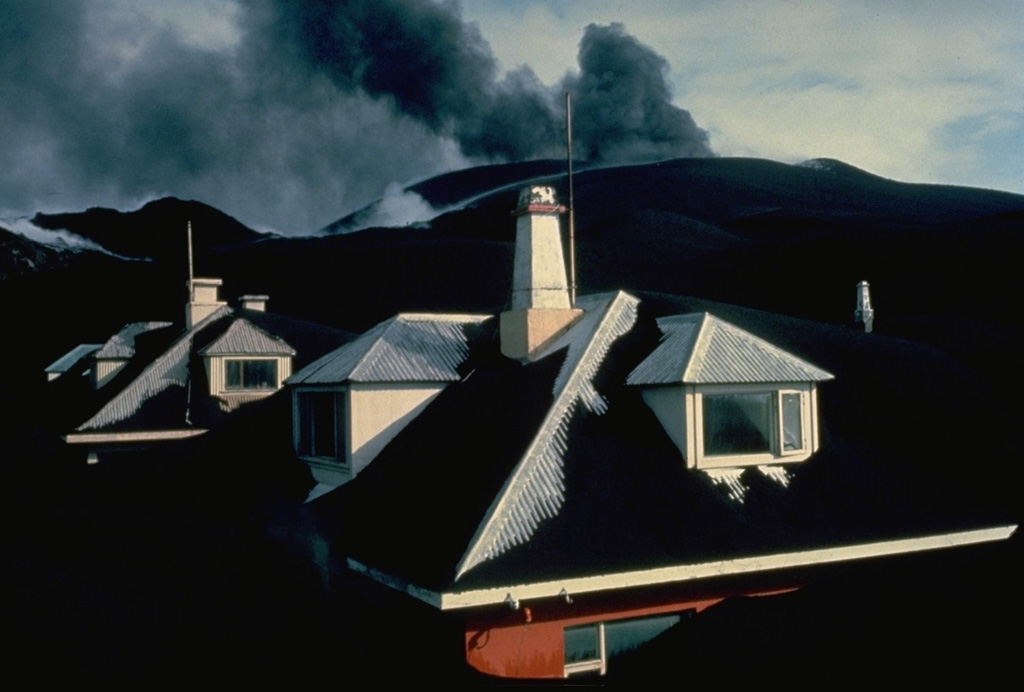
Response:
[[467, 1, 1024, 192], [0, 1, 715, 234]]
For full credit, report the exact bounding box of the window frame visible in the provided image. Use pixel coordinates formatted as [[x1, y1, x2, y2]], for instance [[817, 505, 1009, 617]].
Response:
[[223, 357, 280, 392], [695, 383, 812, 469], [563, 612, 689, 678], [294, 387, 348, 467]]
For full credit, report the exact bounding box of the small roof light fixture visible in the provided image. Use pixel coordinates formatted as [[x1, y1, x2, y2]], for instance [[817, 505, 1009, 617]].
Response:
[[504, 593, 520, 611]]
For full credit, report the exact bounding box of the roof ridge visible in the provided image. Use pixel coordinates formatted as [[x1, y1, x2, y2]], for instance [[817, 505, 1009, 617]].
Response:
[[682, 312, 712, 382], [455, 291, 639, 580]]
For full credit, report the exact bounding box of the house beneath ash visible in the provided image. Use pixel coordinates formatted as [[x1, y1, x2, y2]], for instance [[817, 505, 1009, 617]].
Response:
[[300, 186, 1017, 679], [47, 268, 350, 465]]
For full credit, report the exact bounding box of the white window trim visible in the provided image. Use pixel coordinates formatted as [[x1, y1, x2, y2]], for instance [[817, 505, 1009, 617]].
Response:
[[564, 622, 607, 677], [207, 354, 291, 396], [223, 356, 281, 392], [694, 382, 814, 470]]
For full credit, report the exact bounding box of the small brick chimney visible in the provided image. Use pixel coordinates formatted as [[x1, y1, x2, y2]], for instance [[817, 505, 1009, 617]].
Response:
[[500, 186, 582, 360], [240, 294, 269, 312], [185, 277, 226, 329]]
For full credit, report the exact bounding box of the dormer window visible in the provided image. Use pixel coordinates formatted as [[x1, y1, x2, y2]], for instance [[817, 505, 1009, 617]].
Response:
[[696, 384, 814, 468], [627, 313, 833, 471], [198, 318, 295, 397]]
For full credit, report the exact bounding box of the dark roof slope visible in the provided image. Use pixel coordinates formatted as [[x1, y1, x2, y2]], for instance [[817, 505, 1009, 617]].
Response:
[[312, 295, 1015, 593]]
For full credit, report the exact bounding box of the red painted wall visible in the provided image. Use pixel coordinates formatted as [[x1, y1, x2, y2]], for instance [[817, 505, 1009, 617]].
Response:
[[465, 591, 729, 678]]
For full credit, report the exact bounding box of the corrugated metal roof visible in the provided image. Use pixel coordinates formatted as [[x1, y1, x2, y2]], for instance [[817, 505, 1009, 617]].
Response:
[[95, 322, 173, 359], [287, 313, 490, 384], [45, 343, 101, 374], [199, 318, 295, 356], [456, 291, 640, 579], [627, 312, 834, 385], [78, 308, 231, 431]]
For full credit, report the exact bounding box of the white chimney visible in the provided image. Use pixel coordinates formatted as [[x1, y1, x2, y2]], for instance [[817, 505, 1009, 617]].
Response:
[[854, 280, 874, 333], [240, 294, 269, 312], [500, 186, 582, 360], [186, 277, 226, 329]]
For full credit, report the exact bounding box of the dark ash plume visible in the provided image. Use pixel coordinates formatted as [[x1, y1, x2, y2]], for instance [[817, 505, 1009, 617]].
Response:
[[568, 23, 714, 161], [0, 0, 712, 234], [270, 2, 713, 163]]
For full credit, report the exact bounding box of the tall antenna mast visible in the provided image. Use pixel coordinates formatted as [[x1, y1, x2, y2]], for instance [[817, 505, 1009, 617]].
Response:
[[187, 220, 195, 302], [565, 91, 577, 306]]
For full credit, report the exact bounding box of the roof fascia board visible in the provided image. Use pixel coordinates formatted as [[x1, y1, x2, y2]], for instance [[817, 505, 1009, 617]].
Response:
[[352, 526, 1016, 612], [65, 429, 208, 444], [442, 526, 1016, 609]]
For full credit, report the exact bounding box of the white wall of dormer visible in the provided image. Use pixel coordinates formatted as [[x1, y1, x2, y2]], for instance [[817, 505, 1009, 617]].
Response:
[[204, 354, 292, 396], [94, 359, 128, 389], [292, 382, 446, 488], [348, 382, 445, 476]]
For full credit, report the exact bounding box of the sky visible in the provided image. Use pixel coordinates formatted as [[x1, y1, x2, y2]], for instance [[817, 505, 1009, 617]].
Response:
[[1, 1, 1021, 235]]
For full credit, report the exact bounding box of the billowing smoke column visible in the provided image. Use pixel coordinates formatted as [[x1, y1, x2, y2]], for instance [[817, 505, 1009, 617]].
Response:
[[270, 0, 713, 163], [0, 0, 712, 233]]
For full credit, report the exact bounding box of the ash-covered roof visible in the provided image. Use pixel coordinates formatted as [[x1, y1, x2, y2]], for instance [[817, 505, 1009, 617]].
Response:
[[78, 309, 230, 431], [46, 343, 101, 375], [312, 294, 1013, 595], [199, 318, 295, 356], [94, 321, 173, 359], [75, 308, 351, 433], [627, 312, 834, 385], [456, 292, 639, 577], [288, 313, 490, 385]]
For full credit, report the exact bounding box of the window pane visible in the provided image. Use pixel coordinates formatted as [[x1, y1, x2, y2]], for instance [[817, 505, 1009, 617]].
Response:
[[782, 393, 803, 452], [703, 393, 772, 455], [299, 392, 340, 460], [312, 393, 337, 458], [605, 614, 682, 659], [243, 360, 277, 389], [564, 624, 601, 665], [298, 394, 315, 455], [226, 360, 242, 389]]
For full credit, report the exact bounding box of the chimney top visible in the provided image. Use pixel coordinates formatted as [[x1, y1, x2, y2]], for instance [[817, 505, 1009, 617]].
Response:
[[240, 294, 269, 312], [513, 185, 565, 217]]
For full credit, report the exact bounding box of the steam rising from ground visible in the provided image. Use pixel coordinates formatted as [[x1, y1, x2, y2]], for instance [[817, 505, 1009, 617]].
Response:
[[0, 1, 712, 234]]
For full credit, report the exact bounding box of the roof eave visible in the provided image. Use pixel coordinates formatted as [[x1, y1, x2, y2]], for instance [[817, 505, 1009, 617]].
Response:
[[353, 525, 1017, 611]]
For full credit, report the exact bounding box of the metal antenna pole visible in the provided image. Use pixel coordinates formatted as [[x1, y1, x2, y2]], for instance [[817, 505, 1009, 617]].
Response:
[[566, 91, 577, 306], [187, 220, 195, 302]]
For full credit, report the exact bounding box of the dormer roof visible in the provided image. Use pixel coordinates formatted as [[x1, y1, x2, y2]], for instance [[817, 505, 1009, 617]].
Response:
[[288, 313, 490, 385], [94, 321, 173, 359], [627, 312, 834, 385], [199, 318, 295, 357]]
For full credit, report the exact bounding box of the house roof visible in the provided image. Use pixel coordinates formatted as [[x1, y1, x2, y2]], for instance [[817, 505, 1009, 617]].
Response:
[[287, 313, 490, 385], [94, 321, 173, 359], [198, 318, 296, 357], [312, 293, 1014, 598], [77, 309, 230, 431], [46, 343, 101, 375], [627, 312, 834, 385], [74, 308, 352, 433]]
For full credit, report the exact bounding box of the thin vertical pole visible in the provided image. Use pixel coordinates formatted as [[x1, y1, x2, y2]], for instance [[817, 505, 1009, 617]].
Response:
[[566, 92, 577, 306], [187, 220, 195, 301]]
